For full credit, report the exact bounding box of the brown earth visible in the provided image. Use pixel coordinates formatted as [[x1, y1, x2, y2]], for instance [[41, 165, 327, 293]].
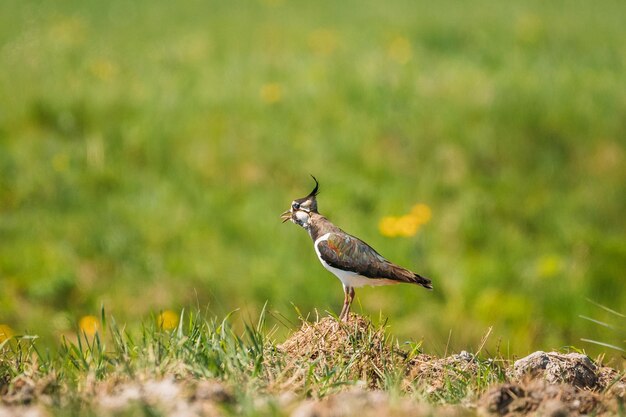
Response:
[[278, 314, 625, 416], [1, 314, 624, 417]]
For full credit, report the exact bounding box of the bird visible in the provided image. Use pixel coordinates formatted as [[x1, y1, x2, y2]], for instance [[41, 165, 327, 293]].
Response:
[[281, 176, 432, 321]]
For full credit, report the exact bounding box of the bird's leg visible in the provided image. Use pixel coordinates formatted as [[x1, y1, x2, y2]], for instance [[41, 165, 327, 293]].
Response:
[[341, 287, 355, 322], [339, 286, 348, 321]]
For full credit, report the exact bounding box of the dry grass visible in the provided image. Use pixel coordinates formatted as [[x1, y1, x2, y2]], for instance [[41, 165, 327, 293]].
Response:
[[1, 312, 625, 416], [277, 314, 406, 391]]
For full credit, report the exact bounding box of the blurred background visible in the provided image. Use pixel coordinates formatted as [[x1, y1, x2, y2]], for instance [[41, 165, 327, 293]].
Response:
[[1, 0, 624, 358]]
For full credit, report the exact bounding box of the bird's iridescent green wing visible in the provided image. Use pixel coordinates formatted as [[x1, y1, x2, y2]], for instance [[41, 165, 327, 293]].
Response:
[[317, 233, 391, 277], [317, 232, 432, 286]]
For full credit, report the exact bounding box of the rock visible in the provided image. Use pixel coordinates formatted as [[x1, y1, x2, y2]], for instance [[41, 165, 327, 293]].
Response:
[[514, 352, 550, 378], [513, 352, 598, 389], [456, 351, 474, 362]]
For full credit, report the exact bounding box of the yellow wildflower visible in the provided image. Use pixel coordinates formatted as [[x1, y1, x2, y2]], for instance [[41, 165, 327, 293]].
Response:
[[379, 202, 432, 238], [0, 324, 14, 342], [158, 310, 179, 331], [78, 315, 99, 337], [379, 216, 400, 237], [410, 203, 432, 224], [260, 83, 283, 104], [395, 214, 420, 237]]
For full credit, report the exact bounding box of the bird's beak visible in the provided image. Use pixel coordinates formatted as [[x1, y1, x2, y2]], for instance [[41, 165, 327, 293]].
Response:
[[280, 210, 292, 223]]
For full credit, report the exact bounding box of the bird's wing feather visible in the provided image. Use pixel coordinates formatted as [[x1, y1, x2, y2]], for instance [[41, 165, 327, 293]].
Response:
[[317, 233, 416, 283]]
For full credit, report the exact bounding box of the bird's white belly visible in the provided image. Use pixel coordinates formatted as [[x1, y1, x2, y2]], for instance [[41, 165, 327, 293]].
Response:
[[319, 261, 393, 288], [313, 233, 396, 288]]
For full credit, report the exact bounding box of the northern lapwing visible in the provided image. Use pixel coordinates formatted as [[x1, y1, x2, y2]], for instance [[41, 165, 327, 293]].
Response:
[[281, 176, 432, 321]]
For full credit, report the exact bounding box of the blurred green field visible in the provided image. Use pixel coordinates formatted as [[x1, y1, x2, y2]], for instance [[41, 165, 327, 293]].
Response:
[[1, 0, 625, 356]]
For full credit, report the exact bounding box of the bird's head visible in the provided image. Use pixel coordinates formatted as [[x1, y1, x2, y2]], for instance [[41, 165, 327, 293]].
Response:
[[281, 176, 319, 229]]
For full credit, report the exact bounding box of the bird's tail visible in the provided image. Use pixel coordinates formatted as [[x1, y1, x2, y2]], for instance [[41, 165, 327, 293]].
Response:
[[413, 273, 433, 290]]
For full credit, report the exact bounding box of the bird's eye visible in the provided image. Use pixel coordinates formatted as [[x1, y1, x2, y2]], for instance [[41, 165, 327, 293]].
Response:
[[292, 202, 300, 210]]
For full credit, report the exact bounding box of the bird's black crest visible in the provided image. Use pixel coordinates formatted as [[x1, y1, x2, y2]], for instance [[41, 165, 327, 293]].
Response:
[[307, 175, 319, 198]]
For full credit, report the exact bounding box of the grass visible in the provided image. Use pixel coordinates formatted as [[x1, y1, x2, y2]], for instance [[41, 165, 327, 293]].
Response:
[[0, 310, 509, 415], [0, 0, 625, 359], [1, 310, 623, 416], [580, 300, 626, 354]]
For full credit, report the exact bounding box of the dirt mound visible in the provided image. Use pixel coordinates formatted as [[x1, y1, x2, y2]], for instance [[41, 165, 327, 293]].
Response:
[[513, 352, 598, 389], [478, 380, 612, 417], [597, 366, 626, 398], [94, 377, 234, 415], [278, 314, 406, 389], [512, 351, 626, 396], [1, 374, 59, 406], [405, 351, 488, 393], [3, 313, 625, 417], [290, 388, 470, 417], [279, 314, 625, 416], [480, 352, 626, 417]]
